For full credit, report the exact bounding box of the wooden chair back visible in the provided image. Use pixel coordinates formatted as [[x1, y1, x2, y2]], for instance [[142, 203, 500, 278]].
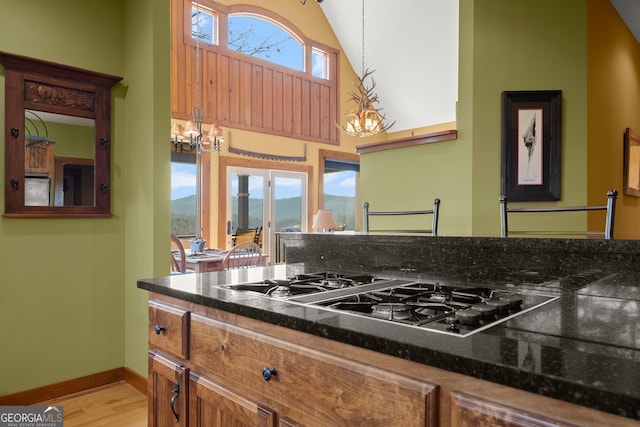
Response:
[[232, 228, 257, 246], [253, 226, 263, 247], [171, 233, 186, 273], [221, 241, 264, 270]]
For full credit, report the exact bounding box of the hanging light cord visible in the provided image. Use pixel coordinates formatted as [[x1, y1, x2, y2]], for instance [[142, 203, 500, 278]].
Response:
[[361, 0, 365, 77], [194, 0, 202, 120]]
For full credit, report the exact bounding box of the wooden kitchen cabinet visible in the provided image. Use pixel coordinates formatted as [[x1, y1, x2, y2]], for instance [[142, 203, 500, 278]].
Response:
[[190, 312, 437, 426], [148, 351, 188, 427], [450, 391, 579, 427], [147, 294, 637, 427], [147, 296, 437, 427], [189, 371, 277, 426]]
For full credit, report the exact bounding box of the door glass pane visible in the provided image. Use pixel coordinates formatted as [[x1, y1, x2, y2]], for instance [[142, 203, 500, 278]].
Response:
[[323, 169, 357, 231], [273, 175, 304, 232], [230, 172, 264, 232], [171, 160, 197, 236], [227, 167, 306, 263]]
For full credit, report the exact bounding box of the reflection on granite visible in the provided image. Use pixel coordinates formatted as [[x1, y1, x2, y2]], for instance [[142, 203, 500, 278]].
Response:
[[579, 272, 640, 299], [281, 233, 640, 279], [138, 235, 640, 420]]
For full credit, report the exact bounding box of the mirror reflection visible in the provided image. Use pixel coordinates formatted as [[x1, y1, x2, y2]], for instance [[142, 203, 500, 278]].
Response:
[[23, 110, 95, 207]]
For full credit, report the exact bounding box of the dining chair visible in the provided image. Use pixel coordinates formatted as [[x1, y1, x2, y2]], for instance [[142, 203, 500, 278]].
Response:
[[499, 189, 618, 239], [232, 228, 257, 246], [171, 233, 187, 273], [363, 198, 441, 236], [221, 241, 264, 270], [253, 226, 263, 247]]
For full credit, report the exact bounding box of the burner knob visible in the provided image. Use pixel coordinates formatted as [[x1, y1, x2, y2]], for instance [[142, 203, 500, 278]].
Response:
[[499, 294, 523, 309], [446, 316, 460, 331], [485, 299, 510, 313], [471, 303, 497, 319], [455, 308, 482, 325]]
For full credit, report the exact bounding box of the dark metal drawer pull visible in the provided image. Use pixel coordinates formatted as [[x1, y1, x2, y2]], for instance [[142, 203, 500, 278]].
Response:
[[154, 325, 166, 335], [170, 381, 180, 422], [262, 367, 277, 381]]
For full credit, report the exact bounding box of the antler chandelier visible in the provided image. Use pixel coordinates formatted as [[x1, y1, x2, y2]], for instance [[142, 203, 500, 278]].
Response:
[[342, 0, 394, 137], [171, 0, 223, 154]]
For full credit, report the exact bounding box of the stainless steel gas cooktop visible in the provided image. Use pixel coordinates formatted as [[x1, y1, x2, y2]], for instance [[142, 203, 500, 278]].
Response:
[[218, 271, 559, 337]]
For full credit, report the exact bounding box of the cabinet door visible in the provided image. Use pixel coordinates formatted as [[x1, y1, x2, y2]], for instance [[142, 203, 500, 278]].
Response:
[[451, 391, 579, 427], [189, 371, 276, 427], [149, 351, 188, 427], [190, 313, 437, 426]]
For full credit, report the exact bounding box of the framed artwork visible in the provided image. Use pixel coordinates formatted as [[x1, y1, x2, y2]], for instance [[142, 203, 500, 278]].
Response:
[[501, 90, 562, 201], [624, 127, 640, 197]]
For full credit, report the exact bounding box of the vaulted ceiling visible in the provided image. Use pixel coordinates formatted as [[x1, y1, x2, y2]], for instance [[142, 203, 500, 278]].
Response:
[[318, 0, 459, 133], [611, 0, 640, 42], [319, 1, 638, 134]]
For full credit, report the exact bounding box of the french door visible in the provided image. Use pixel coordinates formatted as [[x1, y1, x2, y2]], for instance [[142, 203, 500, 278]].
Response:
[[226, 166, 308, 263]]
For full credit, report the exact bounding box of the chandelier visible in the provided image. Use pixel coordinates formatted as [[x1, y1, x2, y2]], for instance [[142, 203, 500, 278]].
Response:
[[342, 0, 394, 137], [171, 120, 223, 154], [171, 0, 223, 154]]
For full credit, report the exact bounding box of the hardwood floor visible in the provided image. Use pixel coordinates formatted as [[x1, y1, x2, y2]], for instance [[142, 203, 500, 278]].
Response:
[[37, 381, 147, 427]]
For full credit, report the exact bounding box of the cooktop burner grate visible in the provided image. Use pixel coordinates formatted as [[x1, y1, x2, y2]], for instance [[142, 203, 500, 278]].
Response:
[[217, 271, 559, 338], [218, 272, 395, 299], [305, 281, 558, 337]]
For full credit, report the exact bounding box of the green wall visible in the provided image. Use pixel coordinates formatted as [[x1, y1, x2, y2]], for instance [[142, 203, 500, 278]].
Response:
[[470, 0, 588, 235], [41, 122, 94, 159], [361, 0, 589, 237], [122, 0, 171, 379], [0, 0, 170, 395]]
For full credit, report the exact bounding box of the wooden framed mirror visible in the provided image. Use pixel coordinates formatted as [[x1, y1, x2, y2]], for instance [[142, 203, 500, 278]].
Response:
[[0, 51, 121, 217]]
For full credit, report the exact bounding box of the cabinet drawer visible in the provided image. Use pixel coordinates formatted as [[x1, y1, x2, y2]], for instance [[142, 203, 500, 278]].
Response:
[[190, 313, 437, 426], [149, 301, 189, 359], [451, 391, 580, 427]]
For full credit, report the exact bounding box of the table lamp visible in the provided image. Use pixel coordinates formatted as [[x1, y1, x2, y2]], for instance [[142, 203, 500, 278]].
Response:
[[312, 210, 337, 232]]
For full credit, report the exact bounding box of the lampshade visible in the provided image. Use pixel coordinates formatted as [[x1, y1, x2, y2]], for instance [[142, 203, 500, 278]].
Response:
[[210, 124, 223, 138], [183, 120, 199, 138], [171, 122, 185, 141], [312, 210, 337, 232]]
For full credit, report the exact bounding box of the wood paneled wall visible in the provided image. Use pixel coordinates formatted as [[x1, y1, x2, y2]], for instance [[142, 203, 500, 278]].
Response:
[[171, 0, 340, 145]]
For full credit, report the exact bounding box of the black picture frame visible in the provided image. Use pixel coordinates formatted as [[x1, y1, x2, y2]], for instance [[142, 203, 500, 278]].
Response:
[[501, 90, 562, 201], [624, 127, 640, 197]]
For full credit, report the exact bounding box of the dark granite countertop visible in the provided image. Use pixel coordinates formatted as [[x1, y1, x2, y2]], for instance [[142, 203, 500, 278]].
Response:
[[138, 235, 640, 421]]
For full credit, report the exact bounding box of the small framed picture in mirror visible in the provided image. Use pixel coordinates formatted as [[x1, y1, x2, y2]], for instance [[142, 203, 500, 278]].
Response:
[[624, 128, 640, 197]]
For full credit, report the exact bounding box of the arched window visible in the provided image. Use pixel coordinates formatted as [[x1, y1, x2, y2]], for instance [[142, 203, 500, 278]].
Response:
[[188, 4, 330, 80], [176, 0, 339, 144], [228, 14, 304, 72]]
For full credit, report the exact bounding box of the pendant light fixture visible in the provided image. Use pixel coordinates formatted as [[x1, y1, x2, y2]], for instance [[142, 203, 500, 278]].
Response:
[[171, 0, 223, 154], [342, 0, 394, 137]]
